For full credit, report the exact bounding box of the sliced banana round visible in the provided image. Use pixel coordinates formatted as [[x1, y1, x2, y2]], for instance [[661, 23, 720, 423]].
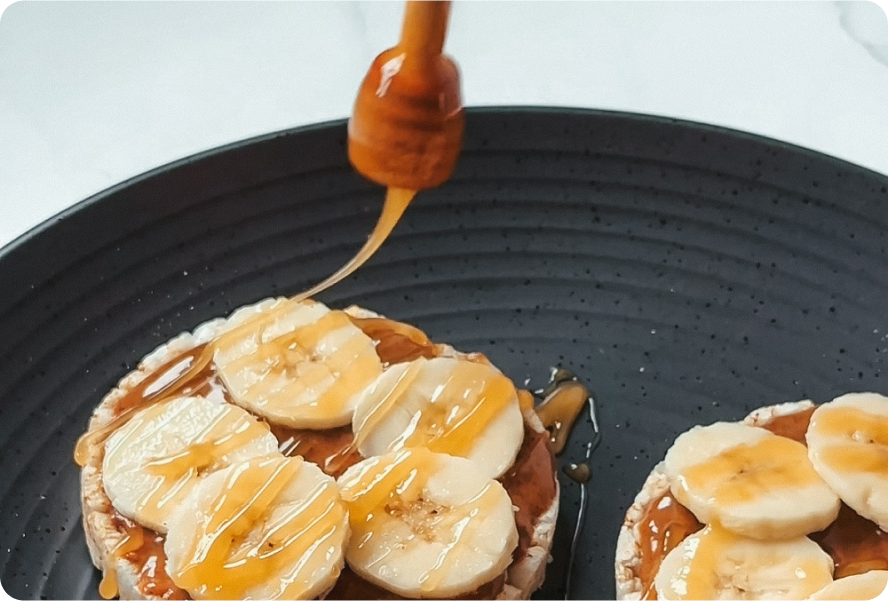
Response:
[[664, 422, 840, 539], [808, 570, 888, 600], [103, 395, 279, 533], [352, 356, 524, 479], [213, 298, 383, 429], [337, 447, 519, 599], [807, 392, 888, 532], [165, 454, 349, 600], [654, 524, 834, 600]]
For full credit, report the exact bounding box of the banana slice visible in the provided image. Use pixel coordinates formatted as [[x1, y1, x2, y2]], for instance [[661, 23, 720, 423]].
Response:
[[337, 447, 519, 598], [807, 393, 888, 532], [352, 356, 524, 479], [164, 454, 349, 600], [654, 524, 834, 600], [663, 422, 840, 539], [102, 395, 279, 533], [213, 298, 383, 429], [808, 570, 888, 600]]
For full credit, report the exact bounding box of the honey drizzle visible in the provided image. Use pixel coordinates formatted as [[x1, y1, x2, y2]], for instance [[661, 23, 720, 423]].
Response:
[[80, 278, 560, 598], [341, 447, 507, 593], [526, 368, 599, 600], [820, 444, 888, 475], [211, 297, 311, 353], [173, 457, 299, 592], [342, 447, 426, 524], [813, 407, 888, 445], [271, 315, 445, 480], [216, 303, 382, 421], [85, 309, 453, 597], [99, 528, 146, 599], [678, 435, 820, 506], [679, 524, 740, 600], [535, 381, 589, 455], [79, 300, 360, 599], [308, 335, 382, 415], [353, 360, 426, 447], [348, 316, 438, 364], [96, 417, 553, 601], [356, 359, 518, 459], [418, 483, 500, 593], [672, 524, 831, 600], [142, 412, 265, 479], [133, 407, 273, 524], [419, 373, 515, 457], [171, 455, 344, 600], [637, 492, 703, 600], [74, 344, 213, 467], [811, 406, 888, 476], [292, 187, 416, 302]]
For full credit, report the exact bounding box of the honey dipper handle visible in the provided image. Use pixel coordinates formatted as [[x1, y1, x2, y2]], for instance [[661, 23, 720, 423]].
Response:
[[348, 0, 464, 190], [400, 1, 451, 58]]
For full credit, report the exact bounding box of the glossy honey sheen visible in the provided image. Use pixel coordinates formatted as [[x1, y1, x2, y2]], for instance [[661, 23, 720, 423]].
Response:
[[679, 525, 742, 600], [415, 372, 516, 458], [98, 528, 146, 599], [355, 358, 519, 461], [678, 435, 820, 505], [348, 316, 439, 364], [74, 344, 213, 467], [97, 413, 555, 601], [535, 380, 589, 454], [671, 525, 829, 600], [353, 360, 426, 450], [811, 407, 888, 446], [637, 492, 704, 600], [811, 406, 888, 476]]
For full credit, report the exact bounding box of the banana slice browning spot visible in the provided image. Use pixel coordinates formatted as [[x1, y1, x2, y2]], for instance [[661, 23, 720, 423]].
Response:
[[337, 448, 519, 599]]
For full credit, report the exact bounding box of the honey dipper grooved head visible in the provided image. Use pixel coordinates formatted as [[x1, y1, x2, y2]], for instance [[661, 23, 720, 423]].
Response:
[[348, 1, 464, 190]]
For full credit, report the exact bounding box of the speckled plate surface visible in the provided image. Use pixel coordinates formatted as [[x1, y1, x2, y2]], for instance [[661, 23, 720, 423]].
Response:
[[1, 108, 886, 600]]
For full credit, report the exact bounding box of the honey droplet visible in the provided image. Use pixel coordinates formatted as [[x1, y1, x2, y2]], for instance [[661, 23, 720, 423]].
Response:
[[536, 381, 589, 454]]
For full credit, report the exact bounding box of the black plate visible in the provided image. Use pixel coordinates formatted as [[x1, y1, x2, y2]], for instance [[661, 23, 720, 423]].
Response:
[[1, 108, 886, 600]]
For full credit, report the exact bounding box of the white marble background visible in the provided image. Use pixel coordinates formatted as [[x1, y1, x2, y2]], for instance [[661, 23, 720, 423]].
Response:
[[0, 1, 887, 250]]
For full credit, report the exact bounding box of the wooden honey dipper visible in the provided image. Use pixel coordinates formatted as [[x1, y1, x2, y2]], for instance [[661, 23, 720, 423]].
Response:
[[348, 0, 464, 190], [294, 1, 462, 301]]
